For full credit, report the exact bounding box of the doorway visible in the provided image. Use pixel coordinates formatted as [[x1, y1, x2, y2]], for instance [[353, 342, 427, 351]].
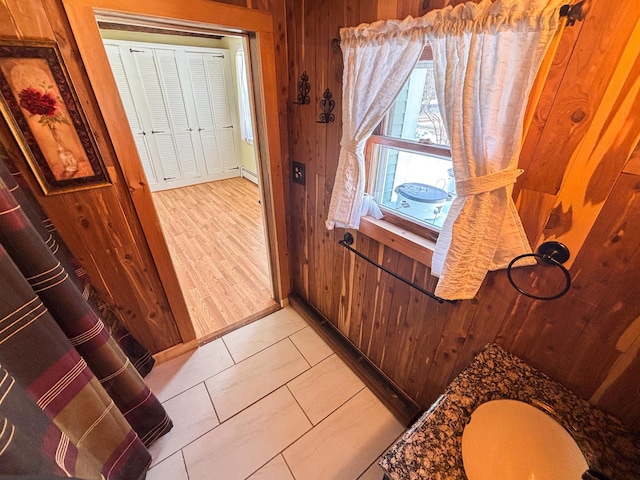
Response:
[[61, 0, 290, 347], [97, 26, 277, 339]]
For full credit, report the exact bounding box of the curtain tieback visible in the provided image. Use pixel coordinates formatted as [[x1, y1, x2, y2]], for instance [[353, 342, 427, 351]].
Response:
[[341, 139, 366, 155], [455, 169, 524, 196]]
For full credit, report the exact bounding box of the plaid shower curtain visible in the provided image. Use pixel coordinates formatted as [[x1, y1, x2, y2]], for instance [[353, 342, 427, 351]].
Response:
[[0, 159, 172, 477], [0, 149, 155, 377]]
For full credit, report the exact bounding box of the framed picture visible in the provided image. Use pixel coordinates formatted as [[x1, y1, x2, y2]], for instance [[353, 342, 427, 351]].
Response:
[[0, 39, 110, 194]]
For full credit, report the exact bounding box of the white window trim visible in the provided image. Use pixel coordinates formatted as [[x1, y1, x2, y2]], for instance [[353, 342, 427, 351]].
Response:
[[361, 135, 451, 267], [368, 134, 451, 219]]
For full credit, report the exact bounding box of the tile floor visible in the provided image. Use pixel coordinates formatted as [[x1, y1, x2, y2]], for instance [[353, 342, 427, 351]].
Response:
[[144, 306, 405, 480]]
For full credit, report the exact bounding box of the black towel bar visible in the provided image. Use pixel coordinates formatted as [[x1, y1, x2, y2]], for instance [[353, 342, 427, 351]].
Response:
[[338, 232, 454, 304]]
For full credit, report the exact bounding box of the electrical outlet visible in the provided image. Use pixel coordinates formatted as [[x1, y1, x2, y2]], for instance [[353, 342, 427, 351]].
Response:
[[292, 161, 306, 186]]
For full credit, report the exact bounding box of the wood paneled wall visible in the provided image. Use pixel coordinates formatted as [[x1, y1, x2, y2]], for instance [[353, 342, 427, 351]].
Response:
[[285, 0, 640, 432]]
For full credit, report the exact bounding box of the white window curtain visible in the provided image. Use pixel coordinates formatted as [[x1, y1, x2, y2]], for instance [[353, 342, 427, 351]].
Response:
[[427, 0, 564, 299], [326, 0, 565, 300], [235, 50, 254, 145], [325, 20, 425, 229]]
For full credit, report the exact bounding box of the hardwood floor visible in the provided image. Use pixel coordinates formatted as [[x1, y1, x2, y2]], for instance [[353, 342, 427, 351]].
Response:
[[152, 177, 277, 339]]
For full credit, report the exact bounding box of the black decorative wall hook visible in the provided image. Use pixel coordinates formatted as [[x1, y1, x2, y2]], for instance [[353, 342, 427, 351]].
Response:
[[317, 88, 335, 124], [294, 71, 310, 105]]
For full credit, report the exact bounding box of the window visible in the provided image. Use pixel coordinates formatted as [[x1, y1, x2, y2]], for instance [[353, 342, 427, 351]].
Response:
[[369, 46, 454, 238]]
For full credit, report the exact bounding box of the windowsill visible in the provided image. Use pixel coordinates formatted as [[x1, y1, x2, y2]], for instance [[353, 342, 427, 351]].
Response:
[[359, 216, 436, 267]]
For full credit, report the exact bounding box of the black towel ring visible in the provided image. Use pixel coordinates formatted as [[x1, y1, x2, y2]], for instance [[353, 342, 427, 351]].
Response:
[[507, 241, 572, 301]]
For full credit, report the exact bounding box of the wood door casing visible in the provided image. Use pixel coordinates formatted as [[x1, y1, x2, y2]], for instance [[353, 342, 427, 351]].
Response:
[[61, 0, 291, 347]]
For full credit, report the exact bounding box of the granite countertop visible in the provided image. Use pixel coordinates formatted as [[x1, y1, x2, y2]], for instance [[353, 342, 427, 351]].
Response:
[[380, 343, 640, 480]]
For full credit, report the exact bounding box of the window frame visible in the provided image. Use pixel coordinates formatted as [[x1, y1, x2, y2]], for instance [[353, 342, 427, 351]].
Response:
[[365, 40, 453, 243], [366, 126, 453, 244]]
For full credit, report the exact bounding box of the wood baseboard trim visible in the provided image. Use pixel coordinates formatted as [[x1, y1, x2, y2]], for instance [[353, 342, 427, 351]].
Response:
[[152, 339, 198, 365], [289, 294, 422, 427], [196, 303, 282, 346]]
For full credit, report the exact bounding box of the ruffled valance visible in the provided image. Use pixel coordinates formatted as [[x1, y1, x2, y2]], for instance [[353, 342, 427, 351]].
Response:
[[340, 0, 563, 42]]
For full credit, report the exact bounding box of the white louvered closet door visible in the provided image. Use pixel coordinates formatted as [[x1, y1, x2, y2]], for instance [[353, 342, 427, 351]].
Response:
[[154, 49, 201, 180], [103, 40, 243, 191], [103, 44, 159, 187], [187, 51, 239, 174], [187, 52, 222, 175], [129, 48, 178, 183], [131, 47, 200, 184]]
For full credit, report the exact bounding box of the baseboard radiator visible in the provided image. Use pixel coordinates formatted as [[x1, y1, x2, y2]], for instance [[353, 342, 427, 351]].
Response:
[[241, 167, 259, 185]]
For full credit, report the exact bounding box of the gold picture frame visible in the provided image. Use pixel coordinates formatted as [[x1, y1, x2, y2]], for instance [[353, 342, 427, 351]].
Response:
[[0, 39, 110, 194]]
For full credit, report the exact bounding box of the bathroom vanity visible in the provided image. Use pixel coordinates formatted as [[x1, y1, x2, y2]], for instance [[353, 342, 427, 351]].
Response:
[[379, 344, 640, 480]]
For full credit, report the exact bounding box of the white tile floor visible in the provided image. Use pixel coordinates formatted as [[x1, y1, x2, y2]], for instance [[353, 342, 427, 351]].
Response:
[[144, 307, 404, 480]]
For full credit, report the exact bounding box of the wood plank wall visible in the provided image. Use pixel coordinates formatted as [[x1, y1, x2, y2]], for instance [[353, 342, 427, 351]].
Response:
[[285, 0, 640, 432]]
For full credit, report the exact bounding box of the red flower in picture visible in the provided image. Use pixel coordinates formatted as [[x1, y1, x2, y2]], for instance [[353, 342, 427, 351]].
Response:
[[18, 84, 69, 130], [19, 87, 57, 116]]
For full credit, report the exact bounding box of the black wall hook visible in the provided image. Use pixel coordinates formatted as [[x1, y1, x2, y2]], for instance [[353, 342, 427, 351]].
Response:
[[560, 0, 588, 26], [317, 88, 335, 123], [293, 71, 310, 105]]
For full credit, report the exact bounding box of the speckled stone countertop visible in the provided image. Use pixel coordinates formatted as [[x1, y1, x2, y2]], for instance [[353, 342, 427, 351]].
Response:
[[380, 343, 640, 480]]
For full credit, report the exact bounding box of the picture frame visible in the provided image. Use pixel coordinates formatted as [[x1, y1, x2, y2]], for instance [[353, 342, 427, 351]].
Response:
[[0, 39, 110, 195]]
